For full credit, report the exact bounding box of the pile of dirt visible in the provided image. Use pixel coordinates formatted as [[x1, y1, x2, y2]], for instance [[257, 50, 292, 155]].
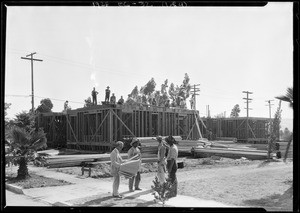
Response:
[[92, 163, 112, 178]]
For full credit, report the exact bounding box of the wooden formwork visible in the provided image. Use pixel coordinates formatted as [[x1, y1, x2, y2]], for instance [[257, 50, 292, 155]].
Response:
[[38, 104, 204, 152], [204, 117, 275, 143], [36, 112, 67, 148], [36, 105, 274, 151]]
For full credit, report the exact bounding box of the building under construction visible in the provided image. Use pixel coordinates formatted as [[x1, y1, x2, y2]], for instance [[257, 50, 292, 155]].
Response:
[[36, 103, 275, 151]]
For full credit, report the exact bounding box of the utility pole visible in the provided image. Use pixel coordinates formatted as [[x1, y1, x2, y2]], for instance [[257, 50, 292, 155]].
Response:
[[265, 100, 274, 121], [265, 99, 274, 159], [191, 84, 200, 110], [21, 52, 43, 113], [243, 91, 253, 140]]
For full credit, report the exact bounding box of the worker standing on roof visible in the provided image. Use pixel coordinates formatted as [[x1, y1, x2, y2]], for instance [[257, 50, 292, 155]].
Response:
[[91, 87, 98, 105], [110, 93, 116, 105], [105, 86, 110, 103], [127, 138, 142, 192], [64, 100, 69, 112], [117, 96, 124, 105]]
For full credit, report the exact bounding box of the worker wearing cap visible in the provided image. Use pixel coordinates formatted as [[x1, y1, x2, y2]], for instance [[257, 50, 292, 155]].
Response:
[[110, 141, 125, 198], [156, 136, 167, 185], [127, 138, 142, 192], [166, 135, 178, 197], [105, 86, 110, 103]]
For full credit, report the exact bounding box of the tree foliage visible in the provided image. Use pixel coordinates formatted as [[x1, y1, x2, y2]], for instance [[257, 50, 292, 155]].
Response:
[[230, 104, 241, 117], [126, 74, 191, 108], [13, 111, 37, 132], [36, 98, 53, 113], [280, 128, 293, 141], [275, 87, 293, 108], [6, 126, 47, 179]]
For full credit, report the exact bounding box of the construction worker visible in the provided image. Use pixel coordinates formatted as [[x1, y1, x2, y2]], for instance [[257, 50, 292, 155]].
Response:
[[64, 100, 69, 111], [190, 94, 195, 110], [156, 136, 167, 185], [110, 93, 116, 104], [91, 87, 98, 105], [110, 141, 125, 198], [165, 135, 178, 197], [127, 138, 142, 192], [105, 86, 110, 103], [117, 96, 124, 105]]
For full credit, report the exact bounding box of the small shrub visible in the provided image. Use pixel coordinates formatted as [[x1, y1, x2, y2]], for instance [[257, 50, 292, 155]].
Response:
[[151, 176, 176, 206]]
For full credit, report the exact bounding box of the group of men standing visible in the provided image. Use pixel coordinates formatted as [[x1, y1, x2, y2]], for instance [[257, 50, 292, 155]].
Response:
[[91, 86, 124, 106], [110, 135, 178, 199]]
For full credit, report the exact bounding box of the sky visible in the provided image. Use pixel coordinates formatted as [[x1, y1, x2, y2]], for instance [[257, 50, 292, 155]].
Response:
[[5, 3, 293, 130]]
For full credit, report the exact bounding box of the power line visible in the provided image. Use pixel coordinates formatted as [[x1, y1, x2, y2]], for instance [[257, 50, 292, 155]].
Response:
[[5, 94, 84, 105]]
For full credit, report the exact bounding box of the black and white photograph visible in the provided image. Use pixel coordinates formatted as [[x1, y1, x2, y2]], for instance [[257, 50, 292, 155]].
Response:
[[3, 1, 294, 211]]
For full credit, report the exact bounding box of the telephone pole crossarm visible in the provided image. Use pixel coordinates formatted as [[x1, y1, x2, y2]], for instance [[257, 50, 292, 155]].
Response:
[[21, 52, 43, 113]]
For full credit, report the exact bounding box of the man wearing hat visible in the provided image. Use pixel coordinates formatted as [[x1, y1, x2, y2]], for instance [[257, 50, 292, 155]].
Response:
[[105, 86, 110, 103], [156, 136, 167, 185], [127, 138, 142, 192], [92, 87, 99, 105], [165, 135, 178, 197], [110, 141, 125, 198]]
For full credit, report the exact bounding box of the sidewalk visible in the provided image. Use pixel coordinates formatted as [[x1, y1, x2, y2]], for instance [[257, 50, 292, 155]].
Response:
[[6, 165, 234, 207]]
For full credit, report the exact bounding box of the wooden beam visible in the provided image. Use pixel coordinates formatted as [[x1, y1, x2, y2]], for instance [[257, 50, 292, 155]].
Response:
[[91, 110, 109, 142], [66, 115, 79, 143], [111, 109, 136, 137]]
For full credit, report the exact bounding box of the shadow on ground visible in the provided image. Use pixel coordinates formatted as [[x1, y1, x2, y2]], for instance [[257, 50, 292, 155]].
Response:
[[242, 186, 293, 211]]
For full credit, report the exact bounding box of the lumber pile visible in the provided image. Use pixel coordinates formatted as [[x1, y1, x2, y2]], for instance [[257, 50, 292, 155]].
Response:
[[42, 151, 157, 168], [191, 140, 272, 160]]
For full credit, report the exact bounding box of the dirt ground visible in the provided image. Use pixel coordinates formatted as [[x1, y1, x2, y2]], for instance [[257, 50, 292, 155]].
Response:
[[54, 156, 293, 211], [6, 157, 293, 210], [5, 170, 72, 189]]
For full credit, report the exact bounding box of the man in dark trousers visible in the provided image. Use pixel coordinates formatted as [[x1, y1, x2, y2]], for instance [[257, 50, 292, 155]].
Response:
[[166, 135, 178, 197], [105, 86, 110, 103], [91, 87, 98, 105]]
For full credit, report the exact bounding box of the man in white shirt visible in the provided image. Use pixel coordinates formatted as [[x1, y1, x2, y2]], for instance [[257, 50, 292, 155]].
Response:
[[166, 135, 178, 197], [156, 136, 167, 185], [127, 138, 142, 191], [110, 141, 125, 198]]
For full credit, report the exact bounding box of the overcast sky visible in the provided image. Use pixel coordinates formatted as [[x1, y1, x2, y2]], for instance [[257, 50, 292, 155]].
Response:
[[5, 3, 293, 129]]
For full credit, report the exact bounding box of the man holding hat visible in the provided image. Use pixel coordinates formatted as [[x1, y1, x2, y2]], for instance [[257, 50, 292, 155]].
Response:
[[128, 138, 142, 191], [156, 136, 167, 185], [165, 135, 178, 197], [110, 141, 125, 198]]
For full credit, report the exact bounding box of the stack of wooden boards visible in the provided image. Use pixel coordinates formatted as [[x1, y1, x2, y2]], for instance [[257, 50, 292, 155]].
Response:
[[138, 136, 203, 157], [38, 151, 158, 168], [192, 140, 271, 160]]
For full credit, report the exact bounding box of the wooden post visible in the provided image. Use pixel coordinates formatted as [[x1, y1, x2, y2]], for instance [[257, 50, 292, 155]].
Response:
[[109, 109, 113, 144]]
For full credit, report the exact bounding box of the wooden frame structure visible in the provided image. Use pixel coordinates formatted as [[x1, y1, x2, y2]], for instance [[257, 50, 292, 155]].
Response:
[[36, 104, 275, 151], [205, 117, 275, 143], [38, 104, 204, 151]]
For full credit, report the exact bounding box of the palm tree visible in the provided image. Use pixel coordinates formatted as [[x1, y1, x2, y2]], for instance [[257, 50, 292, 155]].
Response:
[[7, 126, 47, 179], [275, 87, 293, 162], [276, 87, 293, 108]]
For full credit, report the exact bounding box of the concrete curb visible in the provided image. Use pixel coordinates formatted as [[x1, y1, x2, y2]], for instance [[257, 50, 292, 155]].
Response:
[[5, 183, 24, 194]]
